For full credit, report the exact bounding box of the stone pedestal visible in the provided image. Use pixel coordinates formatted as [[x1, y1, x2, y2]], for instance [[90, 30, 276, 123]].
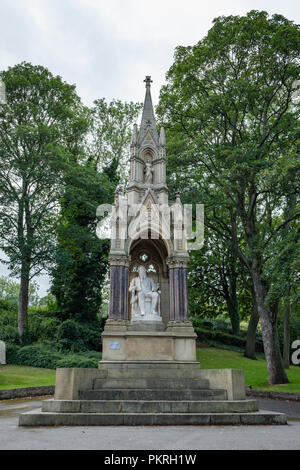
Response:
[[101, 320, 197, 362]]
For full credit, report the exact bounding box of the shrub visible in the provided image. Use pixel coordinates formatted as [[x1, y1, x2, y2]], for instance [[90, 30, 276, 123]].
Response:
[[5, 343, 21, 363], [14, 344, 62, 369], [56, 320, 86, 352], [77, 320, 102, 351], [27, 307, 61, 343], [56, 355, 98, 368], [81, 350, 102, 360], [0, 324, 19, 344], [5, 342, 101, 369], [0, 299, 19, 344], [56, 318, 102, 352]]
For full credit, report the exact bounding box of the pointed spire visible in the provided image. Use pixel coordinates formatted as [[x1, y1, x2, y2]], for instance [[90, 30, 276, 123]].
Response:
[[138, 76, 158, 144], [159, 124, 166, 147]]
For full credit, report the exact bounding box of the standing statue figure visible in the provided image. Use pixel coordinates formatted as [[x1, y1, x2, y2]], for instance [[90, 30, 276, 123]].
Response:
[[129, 266, 161, 320], [144, 160, 153, 184]]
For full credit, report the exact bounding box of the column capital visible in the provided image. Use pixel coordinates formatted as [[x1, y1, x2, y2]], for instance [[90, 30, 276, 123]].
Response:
[[109, 254, 131, 268], [167, 256, 189, 269]]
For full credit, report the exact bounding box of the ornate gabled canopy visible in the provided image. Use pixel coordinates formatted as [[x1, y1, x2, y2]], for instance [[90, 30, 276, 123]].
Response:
[[128, 77, 168, 206], [138, 76, 159, 146]]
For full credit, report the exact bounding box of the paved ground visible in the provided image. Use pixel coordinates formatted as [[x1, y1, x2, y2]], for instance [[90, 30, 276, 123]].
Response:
[[0, 397, 299, 450]]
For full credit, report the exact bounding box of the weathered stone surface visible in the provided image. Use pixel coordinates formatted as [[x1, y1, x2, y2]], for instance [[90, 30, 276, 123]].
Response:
[[55, 368, 104, 400], [19, 409, 287, 426], [98, 360, 200, 369], [102, 330, 197, 361], [0, 386, 54, 400], [96, 367, 202, 379], [246, 388, 300, 402], [42, 399, 259, 414], [198, 369, 246, 401], [127, 321, 165, 332], [93, 377, 210, 390], [79, 388, 227, 401]]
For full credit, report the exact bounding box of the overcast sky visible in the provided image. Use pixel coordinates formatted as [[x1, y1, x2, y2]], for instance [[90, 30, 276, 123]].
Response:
[[0, 0, 299, 296]]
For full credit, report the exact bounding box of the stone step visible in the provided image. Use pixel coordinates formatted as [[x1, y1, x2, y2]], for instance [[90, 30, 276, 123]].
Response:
[[19, 409, 287, 426], [42, 399, 259, 414], [99, 361, 201, 370], [95, 368, 204, 379], [93, 378, 209, 390], [79, 388, 227, 401]]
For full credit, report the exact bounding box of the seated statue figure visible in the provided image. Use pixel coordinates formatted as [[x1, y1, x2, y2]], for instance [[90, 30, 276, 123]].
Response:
[[129, 266, 161, 319]]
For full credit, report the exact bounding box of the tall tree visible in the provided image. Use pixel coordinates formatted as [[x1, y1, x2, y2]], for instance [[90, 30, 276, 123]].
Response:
[[51, 164, 114, 321], [158, 11, 300, 384], [90, 98, 142, 186], [0, 62, 88, 339], [51, 99, 141, 321], [188, 233, 242, 334]]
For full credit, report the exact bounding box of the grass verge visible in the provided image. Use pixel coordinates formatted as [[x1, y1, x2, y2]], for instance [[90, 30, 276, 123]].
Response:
[[0, 365, 55, 390], [197, 347, 300, 393]]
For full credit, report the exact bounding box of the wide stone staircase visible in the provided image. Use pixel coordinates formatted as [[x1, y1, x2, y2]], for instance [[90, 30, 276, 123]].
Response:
[[19, 362, 287, 426]]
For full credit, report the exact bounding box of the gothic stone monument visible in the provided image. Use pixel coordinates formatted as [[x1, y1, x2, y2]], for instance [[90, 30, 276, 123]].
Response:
[[101, 75, 196, 363], [19, 78, 286, 426]]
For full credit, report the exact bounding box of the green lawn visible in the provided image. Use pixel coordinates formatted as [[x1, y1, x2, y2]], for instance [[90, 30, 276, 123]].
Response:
[[1, 348, 299, 393], [197, 347, 300, 393], [0, 365, 55, 390]]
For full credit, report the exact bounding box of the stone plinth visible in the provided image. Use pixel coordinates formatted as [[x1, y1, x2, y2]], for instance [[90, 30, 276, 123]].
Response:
[[101, 320, 197, 362], [19, 364, 287, 426]]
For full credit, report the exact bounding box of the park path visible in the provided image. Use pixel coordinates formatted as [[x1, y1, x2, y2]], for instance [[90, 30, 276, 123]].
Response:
[[0, 397, 299, 450]]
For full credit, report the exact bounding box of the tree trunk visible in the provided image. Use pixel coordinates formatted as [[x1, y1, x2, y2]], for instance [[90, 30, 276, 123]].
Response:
[[226, 295, 240, 336], [244, 289, 259, 360], [18, 263, 30, 341], [283, 291, 291, 369], [223, 259, 240, 336], [228, 213, 240, 336], [252, 268, 289, 384]]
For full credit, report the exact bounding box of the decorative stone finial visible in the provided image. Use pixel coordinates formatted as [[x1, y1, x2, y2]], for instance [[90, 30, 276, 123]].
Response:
[[175, 190, 181, 204], [159, 124, 166, 146], [131, 124, 138, 146], [144, 76, 153, 88]]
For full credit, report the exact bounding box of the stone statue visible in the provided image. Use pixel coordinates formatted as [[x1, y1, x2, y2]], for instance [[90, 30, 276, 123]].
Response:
[[129, 266, 161, 321], [144, 160, 153, 184]]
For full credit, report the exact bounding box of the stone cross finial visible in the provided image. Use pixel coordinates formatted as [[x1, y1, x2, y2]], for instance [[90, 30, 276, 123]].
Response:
[[144, 76, 153, 87]]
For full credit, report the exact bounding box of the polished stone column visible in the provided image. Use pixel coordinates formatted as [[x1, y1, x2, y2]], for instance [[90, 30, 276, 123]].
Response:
[[108, 256, 130, 320], [168, 258, 189, 322]]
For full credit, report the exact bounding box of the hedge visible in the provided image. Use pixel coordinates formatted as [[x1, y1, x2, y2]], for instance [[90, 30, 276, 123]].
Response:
[[193, 326, 264, 352], [5, 343, 101, 369]]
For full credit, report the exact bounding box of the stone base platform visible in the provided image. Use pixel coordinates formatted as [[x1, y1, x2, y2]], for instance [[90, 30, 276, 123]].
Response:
[[18, 362, 287, 426], [19, 408, 287, 426]]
